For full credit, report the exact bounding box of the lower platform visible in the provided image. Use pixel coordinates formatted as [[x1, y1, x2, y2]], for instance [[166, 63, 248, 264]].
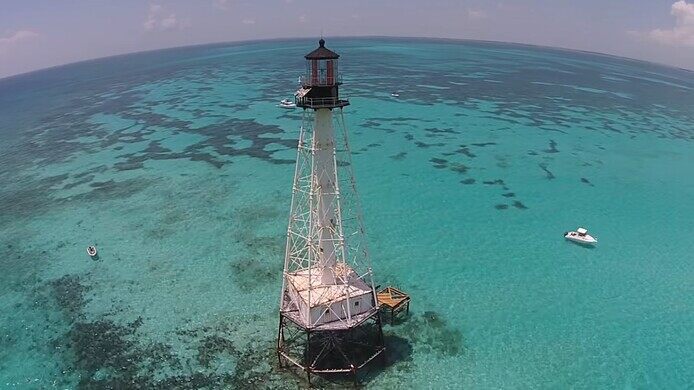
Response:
[[277, 311, 385, 386]]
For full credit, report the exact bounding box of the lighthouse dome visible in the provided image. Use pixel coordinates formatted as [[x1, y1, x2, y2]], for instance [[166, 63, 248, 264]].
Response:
[[304, 39, 340, 60]]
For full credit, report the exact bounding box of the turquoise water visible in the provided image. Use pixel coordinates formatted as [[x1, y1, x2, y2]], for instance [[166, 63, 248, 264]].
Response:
[[1, 38, 693, 388]]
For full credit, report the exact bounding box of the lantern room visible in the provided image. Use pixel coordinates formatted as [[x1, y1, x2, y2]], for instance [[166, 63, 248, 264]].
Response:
[[303, 38, 340, 86], [296, 39, 349, 109]]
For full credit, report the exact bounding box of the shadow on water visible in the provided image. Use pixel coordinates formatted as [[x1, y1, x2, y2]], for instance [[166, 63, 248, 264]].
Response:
[[309, 333, 414, 388], [361, 333, 414, 381], [310, 310, 463, 387]]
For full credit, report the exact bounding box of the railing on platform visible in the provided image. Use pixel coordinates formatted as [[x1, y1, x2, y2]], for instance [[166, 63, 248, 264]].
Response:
[[295, 96, 349, 108], [299, 74, 343, 87]]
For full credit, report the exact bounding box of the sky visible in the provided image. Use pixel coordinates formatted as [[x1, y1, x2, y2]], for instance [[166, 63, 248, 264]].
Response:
[[1, 0, 694, 78]]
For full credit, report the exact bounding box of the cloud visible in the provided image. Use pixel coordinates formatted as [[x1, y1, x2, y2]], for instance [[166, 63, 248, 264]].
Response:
[[242, 19, 255, 25], [214, 0, 230, 11], [144, 4, 188, 31], [467, 9, 487, 20], [299, 15, 307, 24], [645, 1, 694, 46], [0, 29, 39, 52]]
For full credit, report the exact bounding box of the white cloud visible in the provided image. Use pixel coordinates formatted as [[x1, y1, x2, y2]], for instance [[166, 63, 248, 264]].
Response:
[[299, 15, 307, 24], [0, 29, 39, 52], [645, 1, 694, 46], [242, 19, 256, 25], [144, 4, 188, 32], [214, 0, 230, 11], [467, 9, 487, 20]]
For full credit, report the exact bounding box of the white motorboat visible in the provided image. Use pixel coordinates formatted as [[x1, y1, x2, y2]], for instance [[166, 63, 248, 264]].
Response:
[[87, 245, 98, 257], [564, 227, 597, 245], [390, 92, 400, 97], [278, 99, 296, 109]]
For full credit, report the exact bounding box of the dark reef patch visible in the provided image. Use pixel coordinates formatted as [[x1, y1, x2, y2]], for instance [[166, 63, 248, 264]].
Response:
[[144, 140, 172, 154], [361, 120, 382, 128], [109, 118, 297, 169], [391, 311, 464, 357], [512, 201, 528, 209], [69, 319, 140, 385], [55, 298, 299, 389], [539, 163, 555, 180], [454, 146, 476, 158], [75, 178, 152, 201], [496, 158, 510, 169], [460, 178, 476, 185], [197, 335, 238, 368], [502, 192, 515, 198], [449, 163, 468, 174], [63, 316, 256, 389], [543, 139, 559, 153], [458, 148, 476, 158], [424, 127, 457, 135], [114, 161, 145, 171], [74, 165, 109, 179], [483, 179, 505, 186], [0, 238, 46, 291], [368, 116, 424, 123], [230, 205, 285, 290], [229, 254, 282, 290], [41, 173, 70, 189], [414, 141, 445, 149], [429, 157, 467, 174], [50, 275, 91, 322], [389, 152, 407, 161], [471, 142, 497, 147], [63, 174, 95, 190], [581, 177, 594, 186], [495, 204, 509, 210]]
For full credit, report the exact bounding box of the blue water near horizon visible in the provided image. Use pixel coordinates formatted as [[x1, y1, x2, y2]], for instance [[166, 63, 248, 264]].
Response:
[[1, 37, 693, 388]]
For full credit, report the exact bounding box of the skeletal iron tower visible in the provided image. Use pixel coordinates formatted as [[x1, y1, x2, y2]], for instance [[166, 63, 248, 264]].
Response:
[[277, 39, 385, 384]]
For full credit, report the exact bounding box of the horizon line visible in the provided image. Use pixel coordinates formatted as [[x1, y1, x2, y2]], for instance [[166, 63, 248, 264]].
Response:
[[2, 34, 692, 82]]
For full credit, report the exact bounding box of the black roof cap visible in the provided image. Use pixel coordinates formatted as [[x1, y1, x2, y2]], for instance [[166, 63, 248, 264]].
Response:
[[304, 38, 339, 60]]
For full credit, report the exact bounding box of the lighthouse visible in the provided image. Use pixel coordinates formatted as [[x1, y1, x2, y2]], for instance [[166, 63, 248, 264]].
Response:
[[277, 39, 385, 384]]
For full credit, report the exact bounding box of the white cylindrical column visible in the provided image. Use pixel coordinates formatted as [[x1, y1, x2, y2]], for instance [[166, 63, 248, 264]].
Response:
[[312, 108, 338, 285]]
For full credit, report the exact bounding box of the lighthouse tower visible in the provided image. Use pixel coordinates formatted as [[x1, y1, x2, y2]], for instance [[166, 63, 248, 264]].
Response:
[[277, 39, 385, 384]]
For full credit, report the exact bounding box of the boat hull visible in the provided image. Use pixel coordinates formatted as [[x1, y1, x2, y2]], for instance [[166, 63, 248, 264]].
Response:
[[564, 233, 597, 245]]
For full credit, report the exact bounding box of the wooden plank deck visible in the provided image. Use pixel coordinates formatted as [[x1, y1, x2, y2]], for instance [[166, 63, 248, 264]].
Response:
[[377, 287, 410, 324]]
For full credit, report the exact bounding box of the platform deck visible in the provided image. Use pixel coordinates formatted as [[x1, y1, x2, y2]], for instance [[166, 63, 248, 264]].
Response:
[[377, 287, 410, 324]]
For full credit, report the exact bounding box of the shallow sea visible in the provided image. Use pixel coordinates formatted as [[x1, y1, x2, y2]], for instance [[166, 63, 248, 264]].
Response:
[[0, 38, 693, 388]]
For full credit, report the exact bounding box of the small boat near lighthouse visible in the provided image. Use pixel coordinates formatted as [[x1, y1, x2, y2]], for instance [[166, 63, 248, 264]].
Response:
[[278, 98, 296, 109], [87, 245, 98, 258], [564, 227, 597, 245]]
